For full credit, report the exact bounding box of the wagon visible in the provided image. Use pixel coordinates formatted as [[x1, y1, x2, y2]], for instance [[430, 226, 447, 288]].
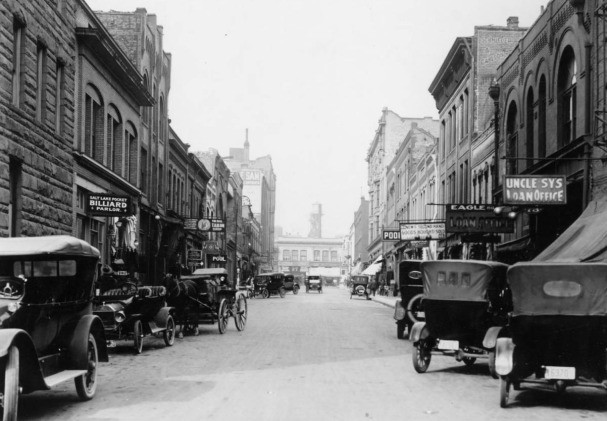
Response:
[[0, 236, 109, 421], [178, 268, 247, 333]]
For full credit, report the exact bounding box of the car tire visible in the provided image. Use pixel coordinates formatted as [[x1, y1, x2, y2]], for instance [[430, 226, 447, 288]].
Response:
[[279, 287, 286, 298], [133, 319, 144, 354], [293, 286, 299, 295], [3, 345, 19, 421], [396, 320, 407, 340], [499, 377, 510, 408], [412, 339, 432, 373], [75, 333, 99, 400], [262, 289, 270, 299]]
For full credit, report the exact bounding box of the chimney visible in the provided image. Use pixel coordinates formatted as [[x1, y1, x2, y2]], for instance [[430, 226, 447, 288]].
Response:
[[507, 16, 519, 29], [541, 5, 545, 14]]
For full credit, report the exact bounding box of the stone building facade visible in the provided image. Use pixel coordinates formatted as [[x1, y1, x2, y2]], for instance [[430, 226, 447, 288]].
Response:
[[1, 0, 77, 237]]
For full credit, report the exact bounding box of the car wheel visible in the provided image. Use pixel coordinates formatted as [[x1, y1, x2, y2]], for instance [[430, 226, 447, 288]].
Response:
[[499, 377, 511, 408], [396, 320, 407, 340], [75, 333, 99, 400], [279, 287, 285, 298], [488, 351, 498, 379], [234, 295, 248, 331], [293, 286, 299, 295], [412, 339, 432, 373], [163, 316, 176, 346], [2, 345, 19, 421], [218, 298, 229, 334], [262, 289, 269, 299], [133, 319, 144, 354]]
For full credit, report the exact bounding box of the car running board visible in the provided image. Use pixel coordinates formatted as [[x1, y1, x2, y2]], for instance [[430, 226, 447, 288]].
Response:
[[45, 370, 87, 388]]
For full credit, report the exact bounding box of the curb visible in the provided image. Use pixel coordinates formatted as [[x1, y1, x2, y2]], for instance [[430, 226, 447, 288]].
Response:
[[371, 296, 397, 309]]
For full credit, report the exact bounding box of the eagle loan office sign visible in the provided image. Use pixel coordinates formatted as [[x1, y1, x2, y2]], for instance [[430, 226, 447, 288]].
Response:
[[446, 204, 514, 234], [87, 194, 131, 216], [503, 175, 567, 205]]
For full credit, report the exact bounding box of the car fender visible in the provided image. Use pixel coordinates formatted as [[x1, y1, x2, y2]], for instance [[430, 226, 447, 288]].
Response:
[[68, 315, 109, 367], [409, 322, 428, 343], [153, 306, 174, 329], [495, 337, 515, 376], [393, 299, 405, 320], [0, 329, 48, 393], [482, 326, 504, 349]]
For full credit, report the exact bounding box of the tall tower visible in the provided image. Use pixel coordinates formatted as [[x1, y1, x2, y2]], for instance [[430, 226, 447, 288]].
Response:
[[308, 203, 323, 238]]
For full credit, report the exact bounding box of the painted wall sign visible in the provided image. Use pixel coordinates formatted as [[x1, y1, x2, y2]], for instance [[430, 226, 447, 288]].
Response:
[[400, 222, 446, 241], [184, 218, 198, 230], [382, 229, 401, 241], [87, 194, 131, 216], [446, 204, 514, 233], [503, 175, 567, 205], [196, 218, 226, 233]]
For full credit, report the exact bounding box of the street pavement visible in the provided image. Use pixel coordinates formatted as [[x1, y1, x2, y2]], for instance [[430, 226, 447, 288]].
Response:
[[18, 287, 607, 421]]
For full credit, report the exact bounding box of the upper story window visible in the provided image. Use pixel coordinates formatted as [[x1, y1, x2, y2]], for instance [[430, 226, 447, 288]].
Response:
[[36, 42, 47, 122], [107, 105, 122, 173], [125, 122, 137, 185], [558, 47, 577, 148], [84, 84, 103, 163], [538, 75, 547, 158], [526, 87, 534, 168], [314, 250, 320, 261], [506, 101, 518, 175], [331, 251, 338, 262], [300, 250, 307, 261], [322, 250, 329, 262], [12, 17, 25, 107], [55, 59, 64, 134], [283, 250, 291, 261], [291, 250, 298, 261]]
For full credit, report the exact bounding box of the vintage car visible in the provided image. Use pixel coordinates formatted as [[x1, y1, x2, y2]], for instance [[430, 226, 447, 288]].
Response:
[[283, 274, 301, 294], [350, 275, 370, 300], [177, 268, 247, 333], [497, 262, 607, 407], [305, 275, 323, 293], [254, 272, 286, 298], [0, 236, 109, 421], [393, 260, 424, 339], [410, 260, 511, 377]]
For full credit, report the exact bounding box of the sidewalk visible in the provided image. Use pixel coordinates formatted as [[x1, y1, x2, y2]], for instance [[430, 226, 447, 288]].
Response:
[[370, 293, 398, 309]]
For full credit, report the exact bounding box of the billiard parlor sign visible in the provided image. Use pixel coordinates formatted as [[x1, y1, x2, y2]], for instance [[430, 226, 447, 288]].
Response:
[[87, 194, 131, 216]]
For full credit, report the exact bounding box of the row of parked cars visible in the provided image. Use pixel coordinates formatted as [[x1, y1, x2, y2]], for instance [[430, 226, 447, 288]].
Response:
[[239, 273, 324, 298], [392, 258, 607, 408], [0, 235, 249, 420]]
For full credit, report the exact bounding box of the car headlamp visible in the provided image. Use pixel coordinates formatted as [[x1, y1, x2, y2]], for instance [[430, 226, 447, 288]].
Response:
[[115, 311, 126, 323]]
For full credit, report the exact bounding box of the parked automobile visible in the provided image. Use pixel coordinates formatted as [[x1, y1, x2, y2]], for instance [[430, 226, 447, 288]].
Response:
[[0, 236, 109, 421], [496, 262, 607, 407], [393, 260, 423, 339], [350, 275, 370, 300], [410, 260, 511, 377], [254, 272, 286, 298], [283, 274, 300, 294], [305, 275, 323, 293]]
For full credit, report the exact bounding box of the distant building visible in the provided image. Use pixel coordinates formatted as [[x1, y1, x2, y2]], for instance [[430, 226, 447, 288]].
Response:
[[275, 236, 345, 278]]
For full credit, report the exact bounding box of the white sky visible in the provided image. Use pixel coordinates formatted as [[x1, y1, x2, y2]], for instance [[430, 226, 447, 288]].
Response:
[[87, 0, 547, 238]]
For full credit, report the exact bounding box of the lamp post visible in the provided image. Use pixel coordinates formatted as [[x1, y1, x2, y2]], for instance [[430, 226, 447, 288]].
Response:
[[488, 79, 501, 205]]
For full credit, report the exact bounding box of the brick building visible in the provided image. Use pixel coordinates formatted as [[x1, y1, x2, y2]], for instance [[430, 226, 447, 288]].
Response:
[[1, 0, 77, 237]]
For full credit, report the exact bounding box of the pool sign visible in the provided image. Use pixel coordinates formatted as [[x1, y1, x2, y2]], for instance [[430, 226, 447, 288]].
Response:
[[503, 175, 567, 205], [382, 229, 401, 241], [87, 194, 131, 216]]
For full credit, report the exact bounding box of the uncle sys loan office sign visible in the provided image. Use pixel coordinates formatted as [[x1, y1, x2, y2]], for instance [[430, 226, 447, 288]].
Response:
[[504, 175, 567, 205], [87, 194, 131, 216]]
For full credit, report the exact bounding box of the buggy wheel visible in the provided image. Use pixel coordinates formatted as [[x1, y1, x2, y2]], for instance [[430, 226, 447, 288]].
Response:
[[463, 357, 476, 367], [279, 287, 285, 298], [218, 298, 229, 334], [412, 339, 432, 373], [163, 316, 176, 346], [234, 295, 248, 331], [488, 351, 498, 379], [2, 345, 19, 421], [500, 377, 511, 408], [261, 289, 269, 299], [133, 319, 144, 354], [396, 320, 407, 340], [75, 334, 98, 400]]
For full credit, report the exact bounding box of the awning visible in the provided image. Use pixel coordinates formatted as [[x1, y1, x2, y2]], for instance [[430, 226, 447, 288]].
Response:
[[535, 198, 607, 262], [362, 254, 384, 275], [350, 261, 364, 276]]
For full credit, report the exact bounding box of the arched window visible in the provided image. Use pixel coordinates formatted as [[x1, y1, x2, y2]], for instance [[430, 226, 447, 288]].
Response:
[[84, 84, 103, 162], [124, 122, 137, 184], [558, 47, 577, 147], [526, 87, 534, 168], [538, 75, 547, 158], [107, 105, 122, 173], [506, 101, 518, 174]]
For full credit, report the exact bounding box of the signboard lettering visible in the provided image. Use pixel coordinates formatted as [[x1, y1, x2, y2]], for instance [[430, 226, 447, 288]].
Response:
[[503, 175, 567, 205], [184, 219, 198, 231], [446, 204, 514, 234], [382, 230, 401, 241], [187, 249, 203, 261], [196, 218, 226, 233], [211, 254, 227, 263], [400, 222, 446, 241], [87, 194, 131, 216]]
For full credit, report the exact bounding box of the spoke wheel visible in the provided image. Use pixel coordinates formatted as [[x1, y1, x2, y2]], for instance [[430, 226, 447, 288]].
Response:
[[500, 377, 511, 408], [163, 316, 175, 346], [234, 295, 248, 331], [218, 298, 229, 334], [133, 319, 144, 354], [75, 334, 98, 400], [2, 345, 19, 421], [412, 339, 432, 373], [261, 289, 269, 299]]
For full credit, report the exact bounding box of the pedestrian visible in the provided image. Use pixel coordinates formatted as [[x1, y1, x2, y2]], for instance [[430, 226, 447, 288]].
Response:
[[369, 276, 378, 296]]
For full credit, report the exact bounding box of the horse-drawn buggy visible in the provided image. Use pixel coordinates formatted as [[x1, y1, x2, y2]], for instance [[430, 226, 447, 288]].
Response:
[[93, 269, 176, 354], [496, 262, 607, 407], [0, 236, 109, 421], [253, 272, 286, 298], [410, 260, 511, 377], [171, 268, 247, 334]]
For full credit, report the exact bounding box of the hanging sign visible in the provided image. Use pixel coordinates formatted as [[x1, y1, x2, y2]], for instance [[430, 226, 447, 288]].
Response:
[[446, 204, 514, 233], [196, 218, 226, 233], [503, 175, 567, 205], [187, 249, 203, 261], [400, 222, 445, 241], [382, 229, 401, 241], [87, 194, 131, 216]]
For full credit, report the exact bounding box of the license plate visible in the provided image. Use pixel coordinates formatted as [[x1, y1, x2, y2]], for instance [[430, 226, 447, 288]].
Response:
[[116, 271, 128, 276], [544, 366, 575, 380], [437, 340, 459, 350]]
